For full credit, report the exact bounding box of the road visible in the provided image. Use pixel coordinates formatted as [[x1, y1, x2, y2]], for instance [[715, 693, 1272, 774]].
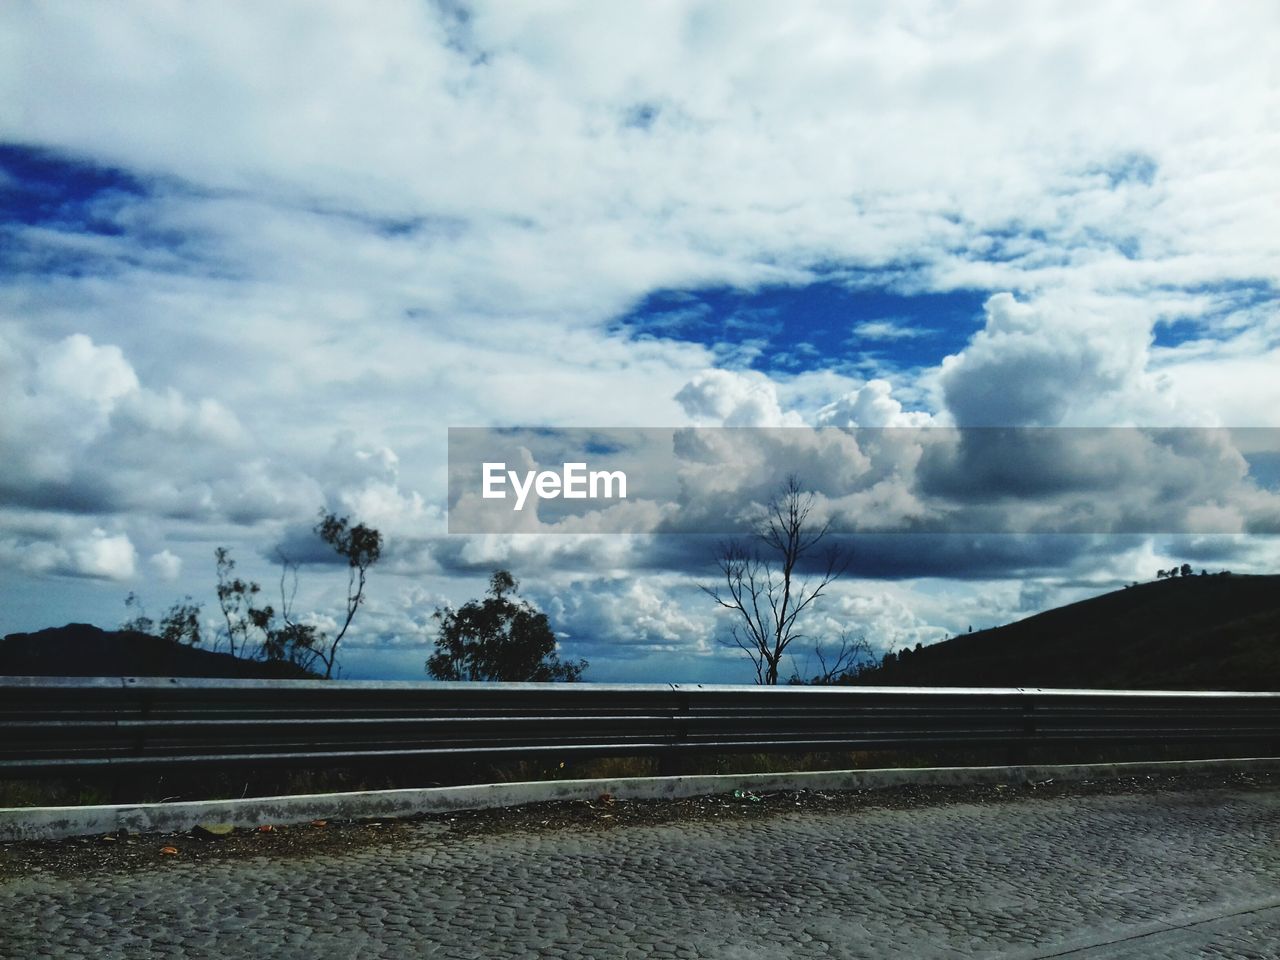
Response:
[[4, 780, 1280, 958]]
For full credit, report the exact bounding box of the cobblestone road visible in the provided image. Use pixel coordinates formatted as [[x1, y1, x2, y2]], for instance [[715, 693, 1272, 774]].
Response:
[[4, 782, 1280, 959]]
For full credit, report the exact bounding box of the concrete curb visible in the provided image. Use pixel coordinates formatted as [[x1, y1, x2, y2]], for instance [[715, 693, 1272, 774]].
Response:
[[4, 756, 1279, 842]]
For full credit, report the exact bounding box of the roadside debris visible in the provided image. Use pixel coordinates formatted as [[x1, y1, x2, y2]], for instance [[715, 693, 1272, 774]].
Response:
[[3, 771, 1274, 880]]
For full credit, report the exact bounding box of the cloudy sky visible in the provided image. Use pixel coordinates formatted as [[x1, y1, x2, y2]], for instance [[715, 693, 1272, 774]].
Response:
[[2, 1, 1278, 683]]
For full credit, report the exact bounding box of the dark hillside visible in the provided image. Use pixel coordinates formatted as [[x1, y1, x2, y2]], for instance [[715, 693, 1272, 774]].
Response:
[[851, 574, 1280, 690], [0, 624, 317, 679]]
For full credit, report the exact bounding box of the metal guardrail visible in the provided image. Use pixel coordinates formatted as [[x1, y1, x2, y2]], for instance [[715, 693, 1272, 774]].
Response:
[[2, 676, 1280, 777]]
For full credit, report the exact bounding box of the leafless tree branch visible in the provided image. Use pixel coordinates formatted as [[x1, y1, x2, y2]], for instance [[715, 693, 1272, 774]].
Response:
[[703, 474, 853, 684]]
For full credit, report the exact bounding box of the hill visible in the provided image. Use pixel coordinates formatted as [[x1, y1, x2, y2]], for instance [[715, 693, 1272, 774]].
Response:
[[850, 574, 1280, 690], [0, 624, 317, 679]]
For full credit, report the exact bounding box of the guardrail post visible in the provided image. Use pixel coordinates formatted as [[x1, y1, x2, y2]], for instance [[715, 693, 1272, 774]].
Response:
[[115, 677, 148, 804], [658, 683, 691, 777], [1006, 689, 1036, 768]]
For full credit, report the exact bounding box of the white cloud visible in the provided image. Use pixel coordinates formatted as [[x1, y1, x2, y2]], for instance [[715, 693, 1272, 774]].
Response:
[[72, 530, 137, 580], [0, 525, 137, 581], [545, 577, 714, 656], [852, 320, 931, 341], [674, 369, 805, 427], [7, 2, 1275, 322], [36, 333, 138, 411], [2, 2, 1278, 676], [937, 292, 1170, 427], [1150, 348, 1280, 427], [149, 549, 182, 581], [816, 379, 934, 428]]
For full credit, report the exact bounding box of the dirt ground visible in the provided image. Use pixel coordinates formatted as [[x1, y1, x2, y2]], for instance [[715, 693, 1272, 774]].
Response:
[[3, 770, 1274, 881]]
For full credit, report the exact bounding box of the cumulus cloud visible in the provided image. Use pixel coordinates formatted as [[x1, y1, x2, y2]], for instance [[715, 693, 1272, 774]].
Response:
[[937, 293, 1160, 428], [816, 379, 934, 428], [0, 522, 137, 581], [149, 549, 181, 581], [67, 529, 137, 580], [445, 420, 1280, 541], [36, 333, 138, 411], [2, 2, 1278, 674], [4, 3, 1276, 338], [543, 577, 715, 658], [674, 369, 805, 427], [0, 328, 251, 516]]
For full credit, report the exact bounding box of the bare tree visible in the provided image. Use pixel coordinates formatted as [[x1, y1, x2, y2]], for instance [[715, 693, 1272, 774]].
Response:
[[212, 510, 381, 677], [703, 475, 848, 684], [312, 511, 382, 679], [789, 630, 872, 685], [266, 551, 324, 673], [215, 547, 272, 660]]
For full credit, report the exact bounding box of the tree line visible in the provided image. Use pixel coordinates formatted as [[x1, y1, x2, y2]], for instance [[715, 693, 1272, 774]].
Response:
[[123, 509, 586, 682], [121, 474, 889, 685], [124, 509, 382, 679]]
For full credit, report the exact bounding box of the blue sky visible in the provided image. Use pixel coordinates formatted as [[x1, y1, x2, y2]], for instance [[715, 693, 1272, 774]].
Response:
[[616, 281, 987, 378], [1, 144, 147, 233], [1, 2, 1278, 683]]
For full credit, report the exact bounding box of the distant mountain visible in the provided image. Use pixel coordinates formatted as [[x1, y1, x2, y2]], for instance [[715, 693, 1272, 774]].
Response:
[[0, 624, 317, 679], [849, 574, 1280, 691]]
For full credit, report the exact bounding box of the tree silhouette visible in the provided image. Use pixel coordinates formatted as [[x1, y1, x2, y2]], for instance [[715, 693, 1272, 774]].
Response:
[[703, 475, 847, 685], [311, 511, 382, 679], [428, 570, 586, 682], [787, 630, 872, 685], [213, 509, 381, 676], [122, 593, 203, 647], [215, 547, 272, 660]]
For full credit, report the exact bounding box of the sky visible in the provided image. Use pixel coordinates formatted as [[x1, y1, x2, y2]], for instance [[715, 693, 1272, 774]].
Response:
[[1, 1, 1278, 683]]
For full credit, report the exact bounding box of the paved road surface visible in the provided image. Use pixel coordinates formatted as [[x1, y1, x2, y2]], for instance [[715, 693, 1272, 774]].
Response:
[[4, 782, 1280, 958]]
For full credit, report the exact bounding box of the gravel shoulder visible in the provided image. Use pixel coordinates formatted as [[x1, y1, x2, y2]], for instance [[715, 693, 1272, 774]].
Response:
[[3, 769, 1273, 881], [5, 770, 1280, 959]]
